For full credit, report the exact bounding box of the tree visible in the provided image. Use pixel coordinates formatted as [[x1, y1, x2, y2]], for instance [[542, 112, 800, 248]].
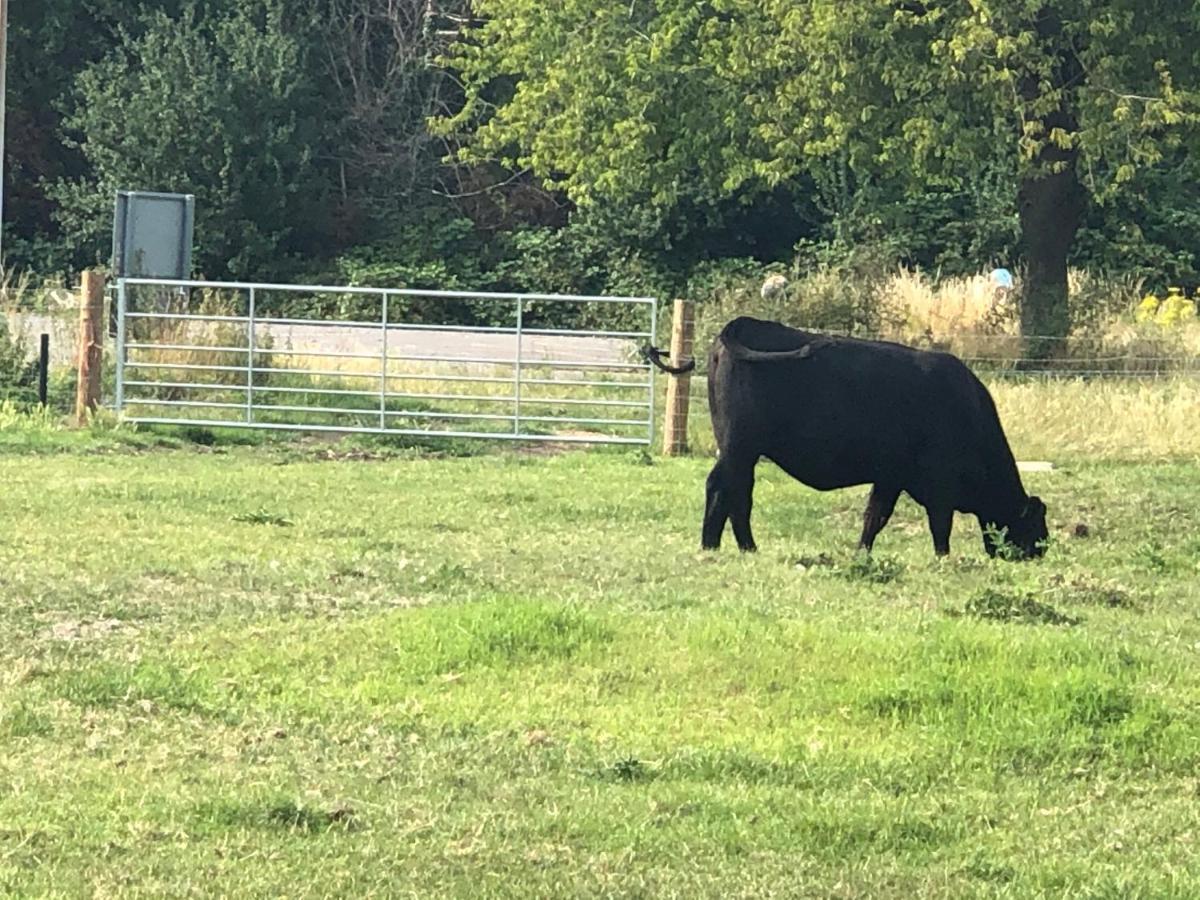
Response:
[[439, 0, 1200, 348], [3, 1, 247, 272], [315, 0, 471, 245], [3, 1, 124, 271], [52, 2, 327, 278]]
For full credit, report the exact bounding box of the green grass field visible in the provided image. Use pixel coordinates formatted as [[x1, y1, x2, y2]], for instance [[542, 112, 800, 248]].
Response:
[[2, 412, 1199, 897]]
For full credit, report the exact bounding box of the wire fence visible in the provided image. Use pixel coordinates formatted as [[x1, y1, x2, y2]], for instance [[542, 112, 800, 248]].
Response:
[[7, 278, 1200, 453]]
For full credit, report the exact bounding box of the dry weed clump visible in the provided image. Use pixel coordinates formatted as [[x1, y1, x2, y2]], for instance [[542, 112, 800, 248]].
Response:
[[127, 287, 269, 402], [879, 269, 1017, 340]]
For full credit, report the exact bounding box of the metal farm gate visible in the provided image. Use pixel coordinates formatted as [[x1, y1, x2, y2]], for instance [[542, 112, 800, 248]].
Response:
[[113, 278, 658, 445]]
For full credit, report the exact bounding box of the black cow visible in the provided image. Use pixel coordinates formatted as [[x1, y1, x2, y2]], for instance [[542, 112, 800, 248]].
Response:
[[648, 317, 1048, 559]]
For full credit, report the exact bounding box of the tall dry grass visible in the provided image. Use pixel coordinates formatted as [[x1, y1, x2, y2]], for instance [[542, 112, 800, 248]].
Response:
[[880, 269, 1016, 338], [993, 378, 1200, 461], [124, 287, 274, 402], [691, 265, 1200, 375], [0, 265, 34, 313]]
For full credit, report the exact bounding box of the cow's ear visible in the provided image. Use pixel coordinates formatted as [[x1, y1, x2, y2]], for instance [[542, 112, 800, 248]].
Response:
[[1026, 496, 1046, 516]]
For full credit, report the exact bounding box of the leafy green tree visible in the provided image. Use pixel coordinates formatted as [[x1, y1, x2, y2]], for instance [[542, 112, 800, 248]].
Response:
[[440, 0, 1200, 345], [3, 1, 245, 271], [52, 2, 327, 278]]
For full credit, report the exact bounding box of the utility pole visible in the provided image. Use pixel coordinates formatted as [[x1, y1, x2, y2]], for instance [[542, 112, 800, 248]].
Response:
[[0, 0, 9, 265]]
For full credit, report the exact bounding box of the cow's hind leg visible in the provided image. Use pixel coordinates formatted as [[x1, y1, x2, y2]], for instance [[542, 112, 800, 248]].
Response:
[[926, 504, 954, 557], [724, 458, 758, 553], [859, 484, 900, 552], [701, 461, 730, 550]]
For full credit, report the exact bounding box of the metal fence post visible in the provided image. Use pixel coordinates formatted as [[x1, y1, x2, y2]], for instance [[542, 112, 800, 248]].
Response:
[[647, 300, 658, 450], [115, 278, 127, 416], [513, 297, 524, 435], [380, 291, 389, 430], [37, 334, 49, 407], [246, 287, 256, 423]]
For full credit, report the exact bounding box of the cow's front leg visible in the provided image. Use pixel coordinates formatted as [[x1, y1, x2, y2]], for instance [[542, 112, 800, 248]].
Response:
[[926, 505, 953, 557], [859, 484, 900, 552]]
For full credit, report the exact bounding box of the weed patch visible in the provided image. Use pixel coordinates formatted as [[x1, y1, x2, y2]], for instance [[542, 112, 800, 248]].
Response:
[[960, 589, 1079, 626], [838, 553, 904, 584], [197, 798, 357, 833], [232, 508, 295, 527]]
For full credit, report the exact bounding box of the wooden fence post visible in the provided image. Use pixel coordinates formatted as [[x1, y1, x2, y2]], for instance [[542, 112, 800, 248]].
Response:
[[662, 299, 694, 456], [75, 270, 105, 424]]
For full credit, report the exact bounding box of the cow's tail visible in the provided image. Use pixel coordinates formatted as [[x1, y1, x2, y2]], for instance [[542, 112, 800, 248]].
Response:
[[721, 337, 829, 363], [640, 344, 697, 375], [641, 333, 829, 373]]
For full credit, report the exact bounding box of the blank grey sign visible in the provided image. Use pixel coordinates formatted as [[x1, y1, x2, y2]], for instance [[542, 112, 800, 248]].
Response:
[[112, 191, 194, 279]]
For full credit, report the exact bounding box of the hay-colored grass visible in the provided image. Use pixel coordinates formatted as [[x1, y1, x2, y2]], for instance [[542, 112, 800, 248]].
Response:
[[880, 269, 1015, 337], [993, 377, 1200, 460]]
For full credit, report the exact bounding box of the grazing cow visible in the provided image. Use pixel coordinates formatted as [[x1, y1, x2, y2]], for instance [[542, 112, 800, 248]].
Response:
[[646, 317, 1048, 559]]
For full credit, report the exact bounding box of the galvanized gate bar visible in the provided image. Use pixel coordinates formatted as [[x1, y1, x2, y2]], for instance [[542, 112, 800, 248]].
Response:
[[246, 286, 255, 424], [513, 298, 523, 434], [115, 277, 658, 446], [118, 277, 657, 304]]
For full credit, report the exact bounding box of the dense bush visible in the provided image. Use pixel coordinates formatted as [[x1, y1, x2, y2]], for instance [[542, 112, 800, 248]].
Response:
[[0, 318, 37, 405]]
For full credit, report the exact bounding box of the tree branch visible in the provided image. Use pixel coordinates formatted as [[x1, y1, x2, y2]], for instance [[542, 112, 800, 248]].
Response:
[[432, 168, 535, 199]]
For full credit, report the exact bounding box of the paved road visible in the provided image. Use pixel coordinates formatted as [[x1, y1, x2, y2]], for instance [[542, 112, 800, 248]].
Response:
[[265, 323, 636, 366]]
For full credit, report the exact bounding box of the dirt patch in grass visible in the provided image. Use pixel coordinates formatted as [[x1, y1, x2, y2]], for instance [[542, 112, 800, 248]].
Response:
[[43, 617, 133, 643]]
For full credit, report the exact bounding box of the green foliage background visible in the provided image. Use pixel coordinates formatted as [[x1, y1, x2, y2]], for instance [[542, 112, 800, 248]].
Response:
[[4, 0, 1200, 298]]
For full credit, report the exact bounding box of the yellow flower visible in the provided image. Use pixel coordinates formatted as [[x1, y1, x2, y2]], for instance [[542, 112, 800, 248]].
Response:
[[1157, 293, 1194, 327], [1136, 294, 1160, 323]]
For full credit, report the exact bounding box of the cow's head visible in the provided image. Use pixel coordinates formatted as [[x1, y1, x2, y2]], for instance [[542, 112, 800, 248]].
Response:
[[983, 495, 1048, 560]]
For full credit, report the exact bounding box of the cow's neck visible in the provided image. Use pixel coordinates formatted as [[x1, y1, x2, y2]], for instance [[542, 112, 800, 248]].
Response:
[[978, 451, 1028, 524]]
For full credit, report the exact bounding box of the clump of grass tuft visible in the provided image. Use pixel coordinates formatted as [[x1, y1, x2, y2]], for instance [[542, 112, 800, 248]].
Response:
[[596, 756, 653, 783], [232, 508, 294, 527], [839, 553, 904, 584], [0, 702, 52, 738], [0, 400, 61, 433], [1046, 575, 1139, 610], [55, 660, 220, 715], [198, 798, 357, 833], [1134, 541, 1173, 573], [961, 588, 1079, 626]]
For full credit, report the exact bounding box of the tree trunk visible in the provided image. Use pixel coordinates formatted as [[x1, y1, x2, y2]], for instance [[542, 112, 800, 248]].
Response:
[[1018, 161, 1084, 359], [1016, 7, 1086, 361]]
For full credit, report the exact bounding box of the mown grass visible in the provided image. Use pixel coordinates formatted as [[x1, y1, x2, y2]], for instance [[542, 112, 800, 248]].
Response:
[[1, 418, 1199, 896]]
